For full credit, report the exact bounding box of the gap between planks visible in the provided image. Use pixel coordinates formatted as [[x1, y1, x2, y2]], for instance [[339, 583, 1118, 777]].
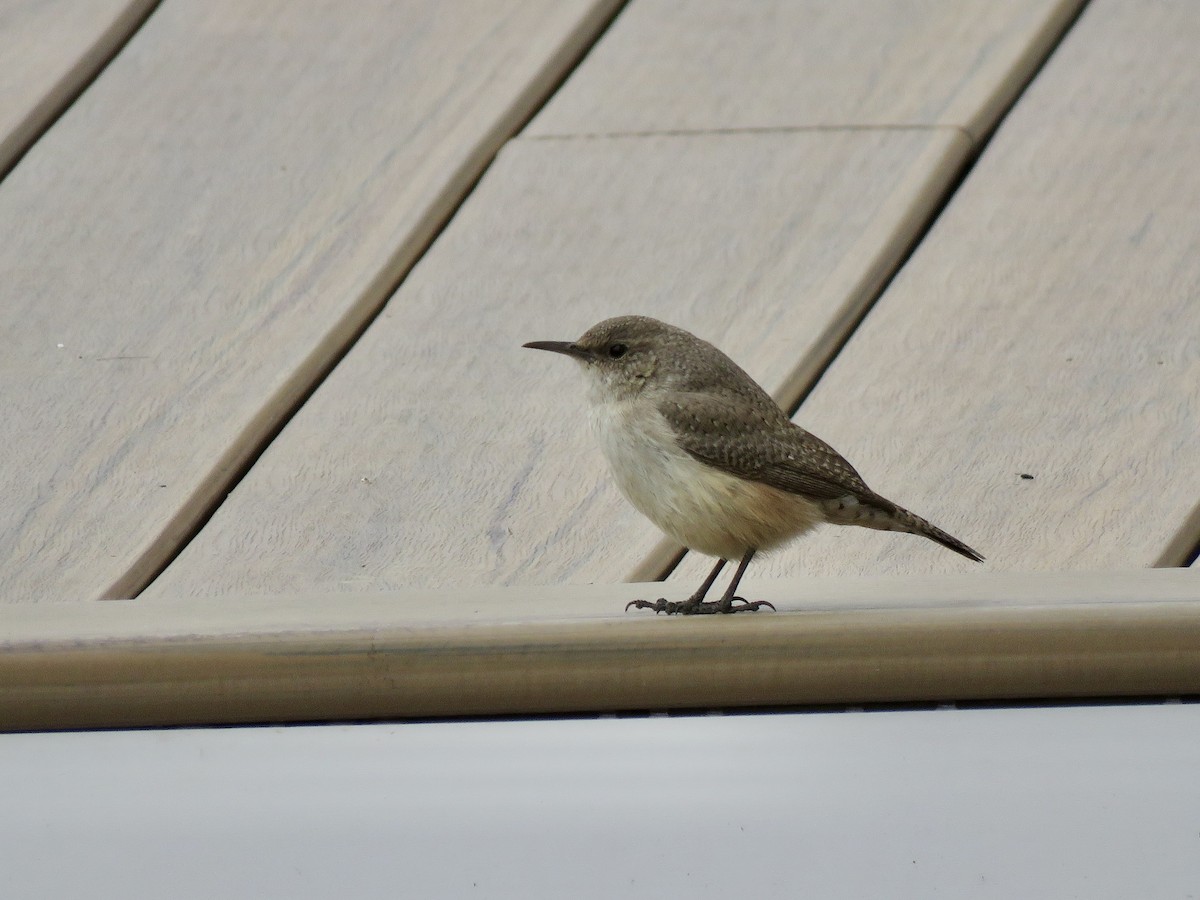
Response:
[[523, 123, 974, 142], [0, 0, 163, 181]]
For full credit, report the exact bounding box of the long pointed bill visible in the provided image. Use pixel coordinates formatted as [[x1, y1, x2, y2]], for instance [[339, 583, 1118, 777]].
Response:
[[522, 340, 590, 360]]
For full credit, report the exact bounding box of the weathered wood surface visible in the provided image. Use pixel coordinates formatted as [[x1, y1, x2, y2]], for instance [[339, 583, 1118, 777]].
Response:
[[0, 0, 157, 173], [149, 1, 1081, 599], [4, 571, 1199, 730], [0, 0, 622, 602], [529, 0, 1083, 140], [146, 130, 967, 597], [673, 0, 1200, 589]]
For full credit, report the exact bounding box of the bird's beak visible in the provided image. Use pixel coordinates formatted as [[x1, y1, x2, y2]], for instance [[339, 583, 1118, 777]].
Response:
[[522, 340, 591, 361]]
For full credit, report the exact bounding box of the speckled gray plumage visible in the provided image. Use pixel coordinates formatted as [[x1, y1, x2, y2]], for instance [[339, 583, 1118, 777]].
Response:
[[659, 390, 874, 502], [541, 315, 983, 563]]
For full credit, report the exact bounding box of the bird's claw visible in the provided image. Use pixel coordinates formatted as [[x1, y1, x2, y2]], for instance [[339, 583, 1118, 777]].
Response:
[[624, 597, 683, 615], [624, 596, 776, 615], [727, 596, 776, 613]]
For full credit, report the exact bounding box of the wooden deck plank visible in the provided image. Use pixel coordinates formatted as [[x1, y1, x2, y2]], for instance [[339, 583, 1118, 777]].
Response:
[[527, 0, 1083, 140], [0, 0, 622, 602], [4, 571, 1199, 730], [673, 0, 1200, 589], [145, 128, 970, 598], [0, 0, 157, 174]]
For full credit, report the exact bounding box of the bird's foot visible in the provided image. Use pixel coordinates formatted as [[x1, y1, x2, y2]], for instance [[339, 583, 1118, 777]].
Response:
[[723, 596, 776, 614], [624, 596, 776, 615], [624, 597, 695, 615]]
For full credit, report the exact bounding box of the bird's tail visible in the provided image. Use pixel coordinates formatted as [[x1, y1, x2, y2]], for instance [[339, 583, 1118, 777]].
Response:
[[856, 493, 984, 562]]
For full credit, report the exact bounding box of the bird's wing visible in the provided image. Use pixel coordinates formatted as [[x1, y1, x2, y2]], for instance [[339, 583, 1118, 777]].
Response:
[[660, 392, 872, 501]]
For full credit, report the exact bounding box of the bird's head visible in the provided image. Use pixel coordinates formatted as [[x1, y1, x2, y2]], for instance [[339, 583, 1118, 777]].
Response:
[[523, 315, 704, 402]]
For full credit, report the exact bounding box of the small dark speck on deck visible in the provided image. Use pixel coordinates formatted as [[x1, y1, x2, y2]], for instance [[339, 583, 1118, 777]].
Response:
[[1019, 473, 1035, 480]]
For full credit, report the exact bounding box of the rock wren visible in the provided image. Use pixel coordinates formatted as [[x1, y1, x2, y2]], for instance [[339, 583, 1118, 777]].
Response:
[[524, 315, 983, 615]]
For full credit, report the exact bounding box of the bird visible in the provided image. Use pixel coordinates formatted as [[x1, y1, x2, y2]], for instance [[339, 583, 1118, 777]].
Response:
[[524, 315, 982, 614]]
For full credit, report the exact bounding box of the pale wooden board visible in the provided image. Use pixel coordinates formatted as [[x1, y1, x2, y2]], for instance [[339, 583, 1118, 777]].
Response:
[[673, 0, 1200, 590], [0, 0, 157, 173], [0, 0, 624, 602], [4, 571, 1200, 730], [146, 128, 970, 598], [527, 0, 1083, 140]]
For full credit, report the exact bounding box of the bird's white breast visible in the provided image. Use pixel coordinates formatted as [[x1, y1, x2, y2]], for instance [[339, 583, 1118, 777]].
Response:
[[587, 397, 822, 560]]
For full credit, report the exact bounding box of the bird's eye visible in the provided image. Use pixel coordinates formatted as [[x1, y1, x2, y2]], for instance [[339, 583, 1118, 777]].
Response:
[[608, 343, 628, 359]]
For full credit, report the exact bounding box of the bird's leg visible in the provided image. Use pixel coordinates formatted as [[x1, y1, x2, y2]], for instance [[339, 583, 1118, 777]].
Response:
[[712, 550, 775, 614], [624, 558, 726, 615], [624, 554, 775, 615], [682, 558, 726, 608]]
